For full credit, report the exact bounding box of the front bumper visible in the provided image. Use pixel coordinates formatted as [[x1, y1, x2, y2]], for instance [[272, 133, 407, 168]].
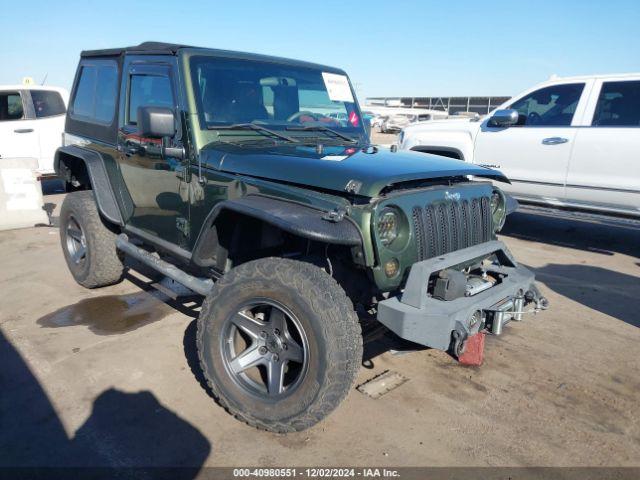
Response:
[[377, 240, 544, 351]]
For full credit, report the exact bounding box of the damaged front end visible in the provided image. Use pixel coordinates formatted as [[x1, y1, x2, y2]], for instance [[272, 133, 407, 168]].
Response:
[[376, 240, 548, 361]]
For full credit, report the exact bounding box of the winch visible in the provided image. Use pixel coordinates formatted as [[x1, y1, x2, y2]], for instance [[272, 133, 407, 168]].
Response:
[[465, 273, 496, 297], [432, 268, 497, 301]]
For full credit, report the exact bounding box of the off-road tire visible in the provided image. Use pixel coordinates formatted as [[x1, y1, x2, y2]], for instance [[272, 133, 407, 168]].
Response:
[[197, 257, 363, 432], [59, 191, 125, 288]]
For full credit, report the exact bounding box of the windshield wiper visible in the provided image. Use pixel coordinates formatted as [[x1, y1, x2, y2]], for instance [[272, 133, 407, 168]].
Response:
[[285, 125, 358, 144], [210, 123, 298, 143]]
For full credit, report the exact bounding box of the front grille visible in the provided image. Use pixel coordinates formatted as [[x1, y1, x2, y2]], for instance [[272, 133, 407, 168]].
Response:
[[412, 197, 493, 261]]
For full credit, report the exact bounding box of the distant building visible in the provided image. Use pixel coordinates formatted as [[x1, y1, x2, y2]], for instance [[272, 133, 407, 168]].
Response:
[[365, 96, 511, 115]]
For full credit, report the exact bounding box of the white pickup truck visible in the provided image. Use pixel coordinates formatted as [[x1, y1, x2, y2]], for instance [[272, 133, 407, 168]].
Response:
[[398, 74, 640, 219], [0, 85, 69, 176]]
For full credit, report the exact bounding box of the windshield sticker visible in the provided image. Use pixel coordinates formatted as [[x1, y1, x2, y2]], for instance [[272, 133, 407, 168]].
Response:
[[322, 72, 354, 103], [348, 111, 360, 127]]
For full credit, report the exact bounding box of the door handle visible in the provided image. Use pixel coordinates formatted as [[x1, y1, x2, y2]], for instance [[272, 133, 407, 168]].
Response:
[[542, 137, 569, 145], [14, 128, 34, 133]]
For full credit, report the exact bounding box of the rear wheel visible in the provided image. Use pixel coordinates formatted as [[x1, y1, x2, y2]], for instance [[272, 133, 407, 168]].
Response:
[[197, 257, 362, 432], [59, 191, 125, 288]]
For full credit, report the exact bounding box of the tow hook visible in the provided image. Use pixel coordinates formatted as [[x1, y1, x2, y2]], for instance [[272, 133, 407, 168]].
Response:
[[451, 323, 468, 358], [525, 289, 550, 311], [537, 297, 550, 310]]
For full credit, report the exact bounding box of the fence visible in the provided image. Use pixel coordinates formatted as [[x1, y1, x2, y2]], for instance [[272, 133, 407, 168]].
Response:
[[365, 96, 511, 115]]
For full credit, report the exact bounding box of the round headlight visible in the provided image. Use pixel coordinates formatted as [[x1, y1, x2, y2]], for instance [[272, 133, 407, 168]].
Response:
[[490, 189, 507, 232], [377, 207, 399, 246]]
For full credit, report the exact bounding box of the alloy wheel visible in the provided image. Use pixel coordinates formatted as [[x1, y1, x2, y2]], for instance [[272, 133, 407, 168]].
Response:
[[65, 215, 87, 265], [220, 299, 309, 399]]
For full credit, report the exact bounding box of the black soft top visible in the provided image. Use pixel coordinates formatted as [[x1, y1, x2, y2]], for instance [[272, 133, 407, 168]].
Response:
[[80, 41, 192, 58], [80, 41, 344, 73]]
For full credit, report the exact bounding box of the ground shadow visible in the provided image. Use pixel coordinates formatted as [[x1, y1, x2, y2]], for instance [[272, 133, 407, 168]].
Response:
[[360, 323, 427, 369], [530, 263, 640, 328], [502, 209, 640, 258], [0, 329, 211, 477]]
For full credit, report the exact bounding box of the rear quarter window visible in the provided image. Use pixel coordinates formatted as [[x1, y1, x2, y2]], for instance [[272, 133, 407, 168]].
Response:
[[0, 92, 24, 121], [30, 90, 66, 118], [592, 80, 640, 127], [70, 61, 118, 124]]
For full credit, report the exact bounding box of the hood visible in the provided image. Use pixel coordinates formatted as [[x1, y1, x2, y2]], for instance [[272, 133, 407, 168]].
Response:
[[403, 117, 482, 135], [201, 143, 508, 198]]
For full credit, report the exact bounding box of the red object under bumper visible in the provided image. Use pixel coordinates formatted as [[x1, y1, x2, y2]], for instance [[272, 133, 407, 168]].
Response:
[[458, 332, 485, 366]]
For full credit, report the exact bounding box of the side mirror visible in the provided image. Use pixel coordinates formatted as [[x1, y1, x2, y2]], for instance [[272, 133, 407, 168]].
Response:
[[137, 106, 185, 160], [488, 109, 519, 128], [137, 106, 176, 138]]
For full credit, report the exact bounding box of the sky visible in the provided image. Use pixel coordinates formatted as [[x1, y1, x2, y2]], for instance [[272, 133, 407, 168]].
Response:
[[2, 0, 639, 100]]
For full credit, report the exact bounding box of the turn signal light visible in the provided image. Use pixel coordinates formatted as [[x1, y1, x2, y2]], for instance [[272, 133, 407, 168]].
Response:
[[384, 258, 399, 278]]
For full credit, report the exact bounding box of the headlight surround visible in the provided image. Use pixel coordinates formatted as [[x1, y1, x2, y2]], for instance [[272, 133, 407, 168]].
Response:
[[490, 188, 507, 232], [377, 207, 400, 246]]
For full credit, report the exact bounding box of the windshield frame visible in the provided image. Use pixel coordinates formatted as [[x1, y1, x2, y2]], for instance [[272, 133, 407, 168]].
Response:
[[181, 49, 368, 150]]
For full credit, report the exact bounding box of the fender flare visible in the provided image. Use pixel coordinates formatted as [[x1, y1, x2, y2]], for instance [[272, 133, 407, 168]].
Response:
[[54, 145, 124, 226], [191, 195, 363, 268]]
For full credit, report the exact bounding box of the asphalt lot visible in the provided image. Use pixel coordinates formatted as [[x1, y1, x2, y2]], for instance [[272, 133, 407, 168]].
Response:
[[1, 186, 639, 469]]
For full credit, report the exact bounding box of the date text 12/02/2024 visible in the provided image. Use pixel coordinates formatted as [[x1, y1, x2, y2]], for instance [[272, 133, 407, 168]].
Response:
[[232, 468, 400, 478]]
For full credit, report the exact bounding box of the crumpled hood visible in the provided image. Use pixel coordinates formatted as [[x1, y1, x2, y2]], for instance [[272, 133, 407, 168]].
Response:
[[201, 143, 508, 198]]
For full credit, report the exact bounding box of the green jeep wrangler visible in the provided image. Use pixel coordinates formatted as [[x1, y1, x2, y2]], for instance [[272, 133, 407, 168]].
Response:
[[55, 42, 547, 432]]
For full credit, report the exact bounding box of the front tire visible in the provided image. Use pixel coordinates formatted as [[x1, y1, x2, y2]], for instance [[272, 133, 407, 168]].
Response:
[[197, 258, 362, 432], [59, 191, 125, 288]]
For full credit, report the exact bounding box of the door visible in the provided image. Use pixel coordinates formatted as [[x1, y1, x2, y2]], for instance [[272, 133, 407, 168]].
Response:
[[0, 91, 40, 161], [566, 78, 640, 217], [473, 82, 588, 203], [117, 61, 190, 246], [28, 89, 68, 174]]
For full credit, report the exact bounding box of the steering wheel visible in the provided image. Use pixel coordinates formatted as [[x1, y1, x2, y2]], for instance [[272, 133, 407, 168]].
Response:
[[287, 111, 319, 123], [527, 112, 542, 126]]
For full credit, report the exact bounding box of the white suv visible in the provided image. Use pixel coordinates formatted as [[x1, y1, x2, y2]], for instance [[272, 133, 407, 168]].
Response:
[[398, 74, 640, 218], [0, 85, 69, 176]]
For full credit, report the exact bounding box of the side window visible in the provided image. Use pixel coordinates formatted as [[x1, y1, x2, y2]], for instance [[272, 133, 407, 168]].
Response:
[[127, 74, 174, 125], [0, 92, 24, 121], [508, 83, 585, 127], [71, 62, 118, 123], [30, 90, 66, 118], [592, 80, 640, 127]]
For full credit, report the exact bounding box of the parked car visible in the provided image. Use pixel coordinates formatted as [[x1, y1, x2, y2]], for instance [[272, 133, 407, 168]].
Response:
[[55, 42, 546, 433], [0, 85, 69, 176], [371, 114, 387, 131], [381, 113, 431, 133], [327, 111, 348, 122], [398, 73, 640, 218]]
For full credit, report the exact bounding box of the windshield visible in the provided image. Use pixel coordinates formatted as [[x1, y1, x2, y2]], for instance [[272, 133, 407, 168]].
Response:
[[189, 55, 366, 143]]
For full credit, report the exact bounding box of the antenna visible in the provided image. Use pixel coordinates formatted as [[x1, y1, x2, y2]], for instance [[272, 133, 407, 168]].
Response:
[[41, 73, 48, 85]]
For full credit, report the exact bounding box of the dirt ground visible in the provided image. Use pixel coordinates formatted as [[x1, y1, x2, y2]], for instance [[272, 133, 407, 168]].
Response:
[[1, 190, 639, 469], [370, 130, 398, 145]]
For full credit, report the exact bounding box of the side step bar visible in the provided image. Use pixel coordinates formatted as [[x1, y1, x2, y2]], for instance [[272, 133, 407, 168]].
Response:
[[116, 234, 214, 296]]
